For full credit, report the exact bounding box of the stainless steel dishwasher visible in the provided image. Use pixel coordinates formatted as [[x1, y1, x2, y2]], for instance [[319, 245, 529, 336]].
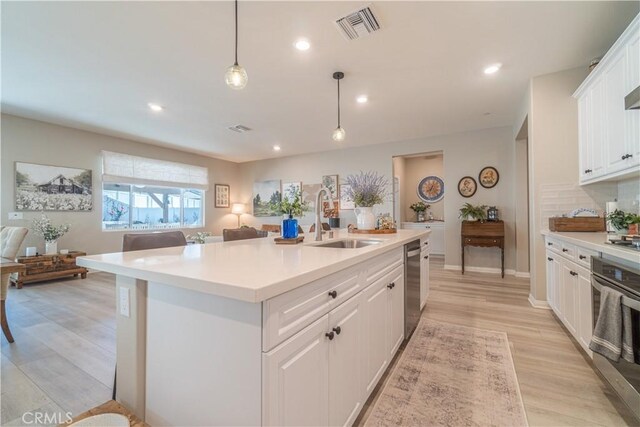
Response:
[[404, 240, 421, 339]]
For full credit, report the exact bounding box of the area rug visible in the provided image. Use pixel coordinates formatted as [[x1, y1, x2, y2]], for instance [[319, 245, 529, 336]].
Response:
[[365, 319, 528, 427]]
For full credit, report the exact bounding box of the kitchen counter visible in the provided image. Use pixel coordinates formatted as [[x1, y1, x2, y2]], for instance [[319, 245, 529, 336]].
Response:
[[78, 228, 430, 426], [541, 230, 640, 264], [77, 228, 428, 303]]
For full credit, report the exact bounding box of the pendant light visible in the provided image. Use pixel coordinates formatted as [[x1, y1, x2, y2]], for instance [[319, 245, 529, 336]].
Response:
[[332, 71, 345, 141], [225, 0, 248, 90]]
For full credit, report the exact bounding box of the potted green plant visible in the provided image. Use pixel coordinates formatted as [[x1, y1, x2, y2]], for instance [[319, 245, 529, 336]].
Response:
[[606, 209, 635, 234], [458, 203, 488, 222], [409, 201, 430, 222], [273, 189, 309, 238], [629, 214, 640, 236]]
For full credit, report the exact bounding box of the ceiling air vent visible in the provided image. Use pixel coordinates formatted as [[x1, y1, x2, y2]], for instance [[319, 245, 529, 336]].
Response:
[[228, 124, 251, 133], [335, 5, 381, 41]]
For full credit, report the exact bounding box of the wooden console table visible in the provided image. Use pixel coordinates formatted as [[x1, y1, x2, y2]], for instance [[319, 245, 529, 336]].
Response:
[[12, 251, 88, 288], [461, 220, 505, 278]]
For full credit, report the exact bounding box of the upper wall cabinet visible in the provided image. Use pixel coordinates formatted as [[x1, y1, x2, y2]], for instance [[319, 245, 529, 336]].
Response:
[[574, 14, 640, 185]]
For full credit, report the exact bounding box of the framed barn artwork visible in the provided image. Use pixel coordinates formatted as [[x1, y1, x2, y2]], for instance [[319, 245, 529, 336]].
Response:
[[15, 162, 93, 211]]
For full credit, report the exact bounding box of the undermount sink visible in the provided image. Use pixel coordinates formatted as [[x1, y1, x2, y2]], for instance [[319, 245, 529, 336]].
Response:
[[313, 239, 382, 249]]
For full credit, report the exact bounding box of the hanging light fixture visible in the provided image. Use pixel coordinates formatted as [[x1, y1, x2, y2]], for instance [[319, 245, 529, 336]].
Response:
[[332, 71, 345, 142], [225, 0, 248, 90]]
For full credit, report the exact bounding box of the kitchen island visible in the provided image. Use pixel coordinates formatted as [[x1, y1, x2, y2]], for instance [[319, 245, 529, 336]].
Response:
[[77, 228, 430, 426]]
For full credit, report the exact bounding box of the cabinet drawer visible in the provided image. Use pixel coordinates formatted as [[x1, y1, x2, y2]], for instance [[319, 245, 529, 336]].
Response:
[[263, 266, 363, 352], [364, 248, 403, 287], [463, 237, 502, 247], [560, 242, 577, 260], [576, 246, 599, 269], [545, 237, 562, 254]]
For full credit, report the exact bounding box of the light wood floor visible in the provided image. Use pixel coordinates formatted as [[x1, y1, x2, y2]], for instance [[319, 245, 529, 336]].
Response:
[[1, 258, 636, 426]]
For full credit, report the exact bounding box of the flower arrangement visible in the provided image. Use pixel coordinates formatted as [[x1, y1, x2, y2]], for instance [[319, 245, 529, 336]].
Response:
[[458, 203, 488, 221], [343, 171, 389, 208], [274, 189, 310, 217], [187, 231, 213, 244], [31, 215, 70, 243], [107, 200, 128, 221], [410, 201, 430, 213], [377, 213, 395, 230]]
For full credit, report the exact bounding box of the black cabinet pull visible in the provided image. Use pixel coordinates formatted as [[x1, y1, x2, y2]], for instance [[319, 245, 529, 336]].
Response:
[[424, 255, 429, 259], [579, 255, 587, 260], [570, 271, 578, 276], [325, 331, 335, 340], [584, 168, 592, 173], [562, 248, 568, 252], [547, 257, 553, 261], [332, 326, 341, 335], [547, 242, 552, 246], [387, 282, 395, 289], [328, 290, 337, 299]]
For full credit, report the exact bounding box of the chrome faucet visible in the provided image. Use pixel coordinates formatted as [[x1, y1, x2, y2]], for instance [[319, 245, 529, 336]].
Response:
[[315, 187, 334, 242]]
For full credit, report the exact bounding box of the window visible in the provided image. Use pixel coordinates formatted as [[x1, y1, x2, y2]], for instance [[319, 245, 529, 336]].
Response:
[[102, 184, 204, 231], [101, 152, 209, 231]]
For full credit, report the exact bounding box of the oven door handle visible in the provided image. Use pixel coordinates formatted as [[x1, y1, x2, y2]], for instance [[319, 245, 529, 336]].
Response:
[[592, 277, 640, 311]]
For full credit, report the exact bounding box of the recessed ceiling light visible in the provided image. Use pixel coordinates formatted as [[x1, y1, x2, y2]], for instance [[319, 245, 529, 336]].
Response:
[[483, 63, 502, 75], [273, 145, 281, 152], [356, 95, 368, 104], [294, 39, 311, 51], [148, 103, 164, 112]]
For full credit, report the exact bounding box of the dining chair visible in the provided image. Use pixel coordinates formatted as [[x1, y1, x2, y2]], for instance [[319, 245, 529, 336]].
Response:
[[308, 222, 331, 233], [1, 226, 29, 343], [122, 231, 187, 252], [222, 228, 268, 242]]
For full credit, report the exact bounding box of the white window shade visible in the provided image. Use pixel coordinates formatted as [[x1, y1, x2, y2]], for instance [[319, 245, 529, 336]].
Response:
[[102, 151, 209, 190]]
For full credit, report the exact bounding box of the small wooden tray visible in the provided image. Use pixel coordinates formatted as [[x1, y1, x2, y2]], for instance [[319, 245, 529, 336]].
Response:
[[348, 227, 397, 234], [549, 217, 605, 232], [274, 236, 304, 244]]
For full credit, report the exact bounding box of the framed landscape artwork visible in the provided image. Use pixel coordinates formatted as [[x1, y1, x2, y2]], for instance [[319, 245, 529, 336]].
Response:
[[215, 184, 230, 208], [339, 184, 355, 210], [253, 180, 281, 217], [15, 162, 93, 211]]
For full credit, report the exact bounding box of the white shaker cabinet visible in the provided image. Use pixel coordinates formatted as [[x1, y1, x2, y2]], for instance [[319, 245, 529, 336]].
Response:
[[545, 250, 561, 316], [560, 259, 579, 337], [402, 222, 444, 255], [577, 267, 594, 354], [574, 14, 639, 184], [387, 267, 405, 360], [263, 315, 330, 427]]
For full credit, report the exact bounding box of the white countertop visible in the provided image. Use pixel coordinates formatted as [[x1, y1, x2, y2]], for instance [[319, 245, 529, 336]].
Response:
[[77, 229, 429, 303], [541, 230, 640, 264]]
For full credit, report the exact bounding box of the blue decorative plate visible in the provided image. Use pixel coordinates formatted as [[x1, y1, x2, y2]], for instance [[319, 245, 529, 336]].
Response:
[[417, 176, 444, 203]]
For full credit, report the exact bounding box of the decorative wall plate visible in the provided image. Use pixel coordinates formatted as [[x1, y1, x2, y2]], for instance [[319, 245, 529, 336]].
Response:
[[478, 166, 499, 188], [417, 176, 444, 203], [458, 176, 477, 198]]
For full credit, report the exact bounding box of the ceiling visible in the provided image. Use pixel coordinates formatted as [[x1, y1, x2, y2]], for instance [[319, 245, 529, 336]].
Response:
[[2, 1, 638, 163]]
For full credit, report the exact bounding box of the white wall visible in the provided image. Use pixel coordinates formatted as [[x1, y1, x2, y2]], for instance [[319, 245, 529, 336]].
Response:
[[1, 114, 241, 255], [238, 126, 520, 272]]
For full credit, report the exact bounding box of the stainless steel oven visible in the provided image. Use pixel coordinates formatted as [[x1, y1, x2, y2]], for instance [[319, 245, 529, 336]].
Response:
[[591, 257, 640, 421]]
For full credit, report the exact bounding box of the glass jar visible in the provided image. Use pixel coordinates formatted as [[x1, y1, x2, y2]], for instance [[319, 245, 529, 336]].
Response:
[[417, 211, 426, 222]]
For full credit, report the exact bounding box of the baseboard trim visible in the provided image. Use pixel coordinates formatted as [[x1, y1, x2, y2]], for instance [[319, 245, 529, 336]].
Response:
[[444, 264, 516, 276], [515, 271, 531, 278], [528, 294, 551, 310]]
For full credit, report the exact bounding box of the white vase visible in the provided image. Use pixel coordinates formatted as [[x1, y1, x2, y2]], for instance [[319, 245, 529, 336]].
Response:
[[355, 206, 376, 230], [45, 241, 58, 255]]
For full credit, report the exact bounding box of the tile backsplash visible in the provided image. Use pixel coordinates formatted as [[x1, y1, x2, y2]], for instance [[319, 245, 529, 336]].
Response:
[[617, 177, 639, 213]]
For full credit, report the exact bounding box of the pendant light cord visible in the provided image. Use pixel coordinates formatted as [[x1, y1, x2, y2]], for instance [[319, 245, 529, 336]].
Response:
[[337, 78, 341, 128], [234, 0, 239, 66]]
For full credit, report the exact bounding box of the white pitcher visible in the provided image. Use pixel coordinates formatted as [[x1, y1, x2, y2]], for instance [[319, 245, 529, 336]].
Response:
[[354, 206, 376, 230]]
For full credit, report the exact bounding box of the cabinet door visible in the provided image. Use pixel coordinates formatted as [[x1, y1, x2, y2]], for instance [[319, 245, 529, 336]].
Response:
[[388, 268, 405, 359], [263, 315, 329, 426], [545, 251, 557, 311], [604, 53, 629, 174], [577, 270, 593, 355], [590, 77, 607, 178], [578, 93, 593, 183], [362, 277, 390, 397], [626, 31, 640, 167], [328, 294, 364, 427], [561, 261, 578, 336], [420, 249, 430, 310]]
